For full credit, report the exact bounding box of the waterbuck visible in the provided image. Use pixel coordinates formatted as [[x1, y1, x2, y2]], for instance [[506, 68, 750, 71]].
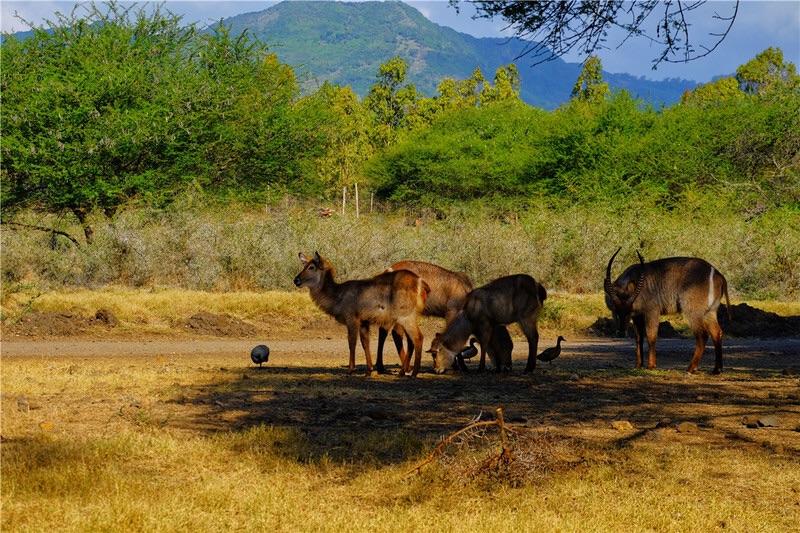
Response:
[[375, 261, 471, 373], [293, 252, 430, 376], [427, 274, 547, 374], [377, 261, 513, 373], [604, 247, 732, 374], [429, 322, 515, 372]]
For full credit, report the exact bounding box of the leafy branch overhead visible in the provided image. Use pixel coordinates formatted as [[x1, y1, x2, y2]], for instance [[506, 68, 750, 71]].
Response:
[[455, 0, 740, 68]]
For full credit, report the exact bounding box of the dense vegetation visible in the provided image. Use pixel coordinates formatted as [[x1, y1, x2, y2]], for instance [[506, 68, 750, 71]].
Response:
[[221, 0, 692, 110], [1, 1, 798, 300]]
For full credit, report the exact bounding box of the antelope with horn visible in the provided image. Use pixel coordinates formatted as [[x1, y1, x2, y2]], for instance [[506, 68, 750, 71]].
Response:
[[604, 247, 732, 374]]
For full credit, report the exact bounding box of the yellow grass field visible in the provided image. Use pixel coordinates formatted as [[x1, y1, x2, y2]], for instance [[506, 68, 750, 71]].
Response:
[[2, 290, 799, 532]]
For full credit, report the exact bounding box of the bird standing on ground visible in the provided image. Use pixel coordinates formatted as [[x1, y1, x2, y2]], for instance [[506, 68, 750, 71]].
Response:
[[454, 338, 479, 371], [251, 345, 270, 366], [537, 336, 565, 364], [457, 338, 479, 360]]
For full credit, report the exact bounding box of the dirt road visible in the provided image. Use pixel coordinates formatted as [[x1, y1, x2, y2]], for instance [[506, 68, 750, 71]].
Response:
[[3, 330, 799, 456]]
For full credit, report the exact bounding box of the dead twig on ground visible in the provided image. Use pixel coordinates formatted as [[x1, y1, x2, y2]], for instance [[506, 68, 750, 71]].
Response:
[[403, 407, 517, 476]]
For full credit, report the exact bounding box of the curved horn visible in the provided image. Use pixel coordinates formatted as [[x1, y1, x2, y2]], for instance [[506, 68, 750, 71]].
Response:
[[636, 250, 645, 264], [604, 247, 623, 306], [627, 271, 647, 305]]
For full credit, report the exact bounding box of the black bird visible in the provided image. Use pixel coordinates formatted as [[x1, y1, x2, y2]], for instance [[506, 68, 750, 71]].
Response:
[[537, 336, 565, 364], [454, 338, 479, 371], [250, 344, 270, 366], [457, 338, 479, 360]]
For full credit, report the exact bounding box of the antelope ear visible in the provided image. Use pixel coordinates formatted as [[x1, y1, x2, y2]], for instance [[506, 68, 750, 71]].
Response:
[[314, 251, 322, 263], [299, 252, 311, 263]]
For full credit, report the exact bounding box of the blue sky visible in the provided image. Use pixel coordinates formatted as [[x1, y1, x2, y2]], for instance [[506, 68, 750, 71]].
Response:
[[2, 1, 798, 82]]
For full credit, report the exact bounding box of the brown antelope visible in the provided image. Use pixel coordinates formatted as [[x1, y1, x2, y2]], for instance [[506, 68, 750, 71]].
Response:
[[427, 274, 547, 374], [604, 247, 733, 374], [430, 322, 515, 372], [376, 261, 513, 373], [293, 252, 430, 376]]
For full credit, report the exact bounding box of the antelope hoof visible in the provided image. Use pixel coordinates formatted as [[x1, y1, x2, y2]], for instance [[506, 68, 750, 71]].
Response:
[[712, 367, 722, 375], [376, 365, 387, 374]]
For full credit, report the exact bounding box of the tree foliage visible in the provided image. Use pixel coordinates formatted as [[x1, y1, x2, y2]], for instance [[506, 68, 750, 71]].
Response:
[[571, 55, 610, 103], [1, 1, 329, 241], [455, 0, 739, 68], [1, 0, 796, 249], [368, 47, 799, 210], [736, 47, 798, 95]]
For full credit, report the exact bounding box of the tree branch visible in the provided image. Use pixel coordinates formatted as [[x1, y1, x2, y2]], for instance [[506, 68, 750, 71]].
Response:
[[403, 407, 517, 476], [2, 222, 81, 246]]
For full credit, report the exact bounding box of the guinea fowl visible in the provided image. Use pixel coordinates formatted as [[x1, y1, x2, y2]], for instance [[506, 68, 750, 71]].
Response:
[[537, 336, 565, 364], [250, 345, 270, 366]]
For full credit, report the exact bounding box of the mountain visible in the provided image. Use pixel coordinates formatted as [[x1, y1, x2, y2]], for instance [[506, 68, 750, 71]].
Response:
[[221, 1, 697, 109]]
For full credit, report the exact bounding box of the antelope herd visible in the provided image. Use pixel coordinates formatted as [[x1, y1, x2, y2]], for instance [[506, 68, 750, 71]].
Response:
[[294, 249, 733, 377]]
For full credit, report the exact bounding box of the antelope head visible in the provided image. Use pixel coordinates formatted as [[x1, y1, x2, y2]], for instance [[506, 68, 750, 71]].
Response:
[[426, 333, 458, 374], [294, 252, 332, 290], [604, 247, 646, 336]]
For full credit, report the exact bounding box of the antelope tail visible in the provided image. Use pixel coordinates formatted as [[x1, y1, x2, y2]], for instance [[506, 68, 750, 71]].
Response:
[[722, 277, 733, 320]]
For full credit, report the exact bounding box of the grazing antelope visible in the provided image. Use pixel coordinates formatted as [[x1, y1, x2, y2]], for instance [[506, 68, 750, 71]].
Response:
[[604, 247, 732, 374], [437, 326, 515, 372], [377, 261, 513, 373], [293, 252, 430, 376], [427, 274, 547, 374]]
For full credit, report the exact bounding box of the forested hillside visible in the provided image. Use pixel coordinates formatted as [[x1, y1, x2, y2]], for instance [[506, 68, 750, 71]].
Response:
[[1, 1, 798, 298], [220, 0, 693, 110]]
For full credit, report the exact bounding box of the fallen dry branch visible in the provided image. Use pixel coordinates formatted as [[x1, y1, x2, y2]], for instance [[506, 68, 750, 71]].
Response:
[[403, 408, 518, 476]]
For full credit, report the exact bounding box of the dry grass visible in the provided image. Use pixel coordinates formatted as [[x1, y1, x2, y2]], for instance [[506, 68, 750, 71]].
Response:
[[1, 288, 325, 337], [2, 345, 799, 533], [3, 201, 799, 300], [4, 288, 798, 342]]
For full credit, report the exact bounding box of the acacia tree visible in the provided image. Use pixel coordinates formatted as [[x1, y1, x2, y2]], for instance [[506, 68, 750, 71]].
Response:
[[452, 0, 739, 68], [481, 64, 521, 104], [1, 1, 194, 242], [736, 47, 798, 95], [312, 83, 374, 191], [680, 76, 744, 106], [436, 67, 486, 110], [1, 1, 323, 242]]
